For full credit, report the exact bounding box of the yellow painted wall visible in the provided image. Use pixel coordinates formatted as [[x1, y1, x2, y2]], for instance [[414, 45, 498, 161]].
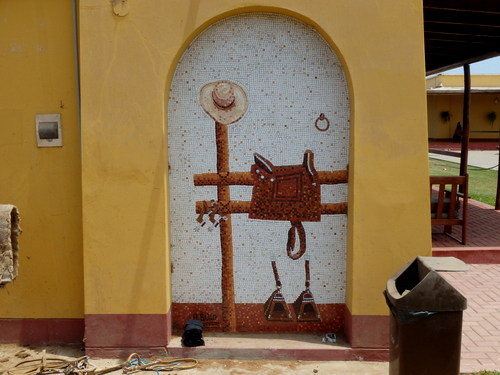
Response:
[[427, 74, 500, 89], [428, 93, 500, 139], [427, 75, 500, 139], [470, 94, 500, 137], [427, 94, 500, 140], [0, 1, 83, 318], [79, 0, 430, 318]]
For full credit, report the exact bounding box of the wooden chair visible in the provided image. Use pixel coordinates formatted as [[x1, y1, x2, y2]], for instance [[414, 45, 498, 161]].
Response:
[[430, 175, 468, 244]]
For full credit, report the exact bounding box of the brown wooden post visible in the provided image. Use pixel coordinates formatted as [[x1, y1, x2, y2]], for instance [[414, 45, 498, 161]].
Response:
[[460, 64, 471, 177], [214, 122, 236, 331], [496, 134, 500, 210]]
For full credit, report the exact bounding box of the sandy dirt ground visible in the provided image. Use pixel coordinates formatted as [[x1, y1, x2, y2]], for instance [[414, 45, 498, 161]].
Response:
[[0, 344, 389, 375]]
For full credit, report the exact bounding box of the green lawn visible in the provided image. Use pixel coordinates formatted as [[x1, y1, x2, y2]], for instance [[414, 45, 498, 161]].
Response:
[[429, 158, 498, 207]]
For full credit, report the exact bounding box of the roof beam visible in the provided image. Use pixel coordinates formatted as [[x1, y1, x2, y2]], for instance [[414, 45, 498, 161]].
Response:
[[424, 8, 500, 28], [423, 0, 500, 14]]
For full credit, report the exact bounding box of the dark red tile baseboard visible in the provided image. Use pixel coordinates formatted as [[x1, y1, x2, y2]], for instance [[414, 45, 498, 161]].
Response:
[[0, 318, 84, 345], [344, 308, 390, 349], [84, 313, 171, 358]]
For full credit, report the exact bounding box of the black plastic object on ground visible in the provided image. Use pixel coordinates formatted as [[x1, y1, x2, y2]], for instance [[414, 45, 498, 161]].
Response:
[[385, 257, 467, 375], [181, 319, 205, 347]]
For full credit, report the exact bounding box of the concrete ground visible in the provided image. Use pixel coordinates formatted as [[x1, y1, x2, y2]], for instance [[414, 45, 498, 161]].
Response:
[[0, 344, 388, 375], [429, 149, 499, 170]]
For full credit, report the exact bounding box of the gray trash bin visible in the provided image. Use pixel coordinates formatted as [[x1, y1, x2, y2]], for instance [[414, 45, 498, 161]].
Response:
[[384, 257, 467, 375]]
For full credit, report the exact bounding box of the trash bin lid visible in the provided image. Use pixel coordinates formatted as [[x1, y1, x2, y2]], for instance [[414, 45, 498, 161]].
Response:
[[418, 256, 468, 272], [386, 257, 467, 312]]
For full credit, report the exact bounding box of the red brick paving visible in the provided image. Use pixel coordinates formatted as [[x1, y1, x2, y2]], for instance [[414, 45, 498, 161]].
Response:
[[432, 198, 500, 264], [439, 265, 500, 373], [431, 173, 500, 374], [429, 137, 500, 264]]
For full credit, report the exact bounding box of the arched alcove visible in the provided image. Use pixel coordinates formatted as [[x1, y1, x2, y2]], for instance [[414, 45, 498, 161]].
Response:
[[167, 12, 350, 333]]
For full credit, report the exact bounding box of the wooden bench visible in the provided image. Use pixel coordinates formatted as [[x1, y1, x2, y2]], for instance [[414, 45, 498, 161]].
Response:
[[430, 175, 468, 244]]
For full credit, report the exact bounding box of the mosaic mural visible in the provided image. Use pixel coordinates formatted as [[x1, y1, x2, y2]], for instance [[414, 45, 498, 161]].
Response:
[[167, 13, 350, 333]]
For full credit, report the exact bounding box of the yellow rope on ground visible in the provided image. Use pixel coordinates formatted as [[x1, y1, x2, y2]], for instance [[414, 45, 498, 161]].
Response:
[[6, 350, 95, 375], [6, 351, 198, 375], [122, 353, 198, 373]]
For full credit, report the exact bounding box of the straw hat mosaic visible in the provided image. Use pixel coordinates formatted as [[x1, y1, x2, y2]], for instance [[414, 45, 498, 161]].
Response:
[[200, 81, 248, 125]]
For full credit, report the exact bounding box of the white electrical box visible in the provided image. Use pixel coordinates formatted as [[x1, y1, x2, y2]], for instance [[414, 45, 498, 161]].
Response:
[[36, 114, 62, 147]]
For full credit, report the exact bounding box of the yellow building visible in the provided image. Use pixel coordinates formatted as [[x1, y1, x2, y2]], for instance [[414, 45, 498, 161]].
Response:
[[0, 0, 432, 357], [427, 75, 500, 141]]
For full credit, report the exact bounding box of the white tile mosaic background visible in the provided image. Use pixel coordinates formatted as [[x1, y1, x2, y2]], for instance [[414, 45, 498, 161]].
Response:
[[168, 13, 350, 304]]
